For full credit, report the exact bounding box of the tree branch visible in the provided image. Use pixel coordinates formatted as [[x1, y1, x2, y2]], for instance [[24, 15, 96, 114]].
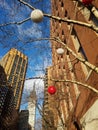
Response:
[[52, 37, 98, 74], [0, 0, 98, 34], [18, 0, 35, 10], [44, 13, 98, 33], [50, 78, 98, 94], [0, 17, 30, 27]]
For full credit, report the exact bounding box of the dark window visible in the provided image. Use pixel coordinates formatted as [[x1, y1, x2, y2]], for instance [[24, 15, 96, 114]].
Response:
[[64, 38, 66, 44], [71, 27, 88, 60], [62, 30, 64, 35], [61, 55, 63, 58], [90, 12, 98, 26], [61, 1, 64, 7], [57, 11, 59, 16], [14, 55, 19, 64], [79, 46, 88, 61], [65, 10, 68, 17], [63, 65, 65, 69]]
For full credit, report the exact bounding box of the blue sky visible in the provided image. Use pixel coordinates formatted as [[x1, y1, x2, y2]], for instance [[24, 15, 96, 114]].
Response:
[[0, 0, 51, 84], [0, 0, 51, 127]]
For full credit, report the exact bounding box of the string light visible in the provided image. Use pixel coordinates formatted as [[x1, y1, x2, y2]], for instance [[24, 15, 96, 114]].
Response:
[[56, 48, 64, 55], [31, 9, 44, 23]]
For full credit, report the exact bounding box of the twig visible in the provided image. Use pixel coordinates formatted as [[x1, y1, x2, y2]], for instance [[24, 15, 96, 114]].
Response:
[[50, 78, 98, 94], [0, 17, 30, 27], [53, 37, 98, 74], [44, 14, 98, 33]]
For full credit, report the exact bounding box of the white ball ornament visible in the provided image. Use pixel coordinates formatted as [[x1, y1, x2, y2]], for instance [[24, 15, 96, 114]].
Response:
[[56, 48, 64, 55], [31, 9, 44, 23]]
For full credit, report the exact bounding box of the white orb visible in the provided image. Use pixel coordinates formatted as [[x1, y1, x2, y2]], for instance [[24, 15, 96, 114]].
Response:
[[56, 48, 64, 54], [31, 9, 44, 23]]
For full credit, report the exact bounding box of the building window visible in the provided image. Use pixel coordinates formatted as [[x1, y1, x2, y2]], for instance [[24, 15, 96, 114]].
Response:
[[63, 65, 65, 69], [18, 57, 22, 65], [71, 27, 88, 60], [62, 30, 64, 35], [61, 1, 64, 7], [78, 46, 88, 61], [90, 12, 98, 26], [14, 55, 19, 64], [66, 50, 69, 55], [57, 11, 59, 17], [58, 65, 60, 69], [58, 56, 60, 61], [61, 55, 63, 58], [65, 10, 68, 17]]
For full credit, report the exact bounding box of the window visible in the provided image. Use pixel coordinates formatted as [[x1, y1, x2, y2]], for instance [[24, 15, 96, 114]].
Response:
[[14, 55, 19, 64], [18, 57, 22, 65], [61, 1, 64, 7], [65, 10, 68, 17], [61, 55, 63, 58], [63, 65, 65, 69], [64, 38, 66, 44], [62, 30, 64, 35], [71, 27, 88, 60], [57, 11, 59, 17], [78, 46, 88, 61], [90, 12, 98, 26]]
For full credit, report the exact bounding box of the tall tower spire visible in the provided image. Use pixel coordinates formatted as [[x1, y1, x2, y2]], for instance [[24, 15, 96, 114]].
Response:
[[29, 82, 36, 101], [28, 82, 37, 130]]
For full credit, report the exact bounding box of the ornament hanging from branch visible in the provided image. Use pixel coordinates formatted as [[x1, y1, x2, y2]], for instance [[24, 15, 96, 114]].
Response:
[[82, 0, 93, 6], [56, 48, 64, 55], [31, 9, 44, 23], [47, 86, 56, 95]]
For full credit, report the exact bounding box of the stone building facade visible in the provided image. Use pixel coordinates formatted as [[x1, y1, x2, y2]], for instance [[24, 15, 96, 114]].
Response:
[[0, 48, 28, 110]]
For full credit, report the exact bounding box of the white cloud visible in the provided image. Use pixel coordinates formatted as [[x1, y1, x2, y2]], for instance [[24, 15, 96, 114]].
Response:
[[21, 78, 44, 108], [23, 79, 44, 98], [24, 79, 44, 93], [17, 23, 42, 40]]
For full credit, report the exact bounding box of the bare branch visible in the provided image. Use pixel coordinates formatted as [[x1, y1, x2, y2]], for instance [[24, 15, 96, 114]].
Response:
[[0, 17, 30, 27], [18, 0, 35, 10], [0, 0, 98, 34], [50, 78, 98, 94], [52, 37, 98, 74], [25, 76, 45, 80], [44, 14, 98, 33]]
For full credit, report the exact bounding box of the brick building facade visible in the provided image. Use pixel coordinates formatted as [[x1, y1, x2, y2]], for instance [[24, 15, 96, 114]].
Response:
[[43, 0, 98, 130]]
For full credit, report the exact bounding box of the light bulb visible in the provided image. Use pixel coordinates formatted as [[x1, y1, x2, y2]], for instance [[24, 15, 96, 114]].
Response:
[[56, 48, 64, 54], [31, 9, 44, 23]]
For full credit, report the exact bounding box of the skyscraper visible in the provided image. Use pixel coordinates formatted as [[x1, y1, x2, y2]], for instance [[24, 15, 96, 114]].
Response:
[[18, 110, 29, 130], [43, 0, 98, 130], [0, 65, 18, 129], [0, 48, 28, 110]]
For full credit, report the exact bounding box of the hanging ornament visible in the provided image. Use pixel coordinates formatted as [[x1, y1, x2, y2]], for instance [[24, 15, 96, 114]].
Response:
[[56, 48, 64, 55], [31, 9, 44, 23], [47, 86, 56, 95], [82, 0, 93, 5]]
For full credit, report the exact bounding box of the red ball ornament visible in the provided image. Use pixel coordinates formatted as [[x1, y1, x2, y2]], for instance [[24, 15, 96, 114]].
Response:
[[82, 0, 93, 5], [47, 86, 56, 95]]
